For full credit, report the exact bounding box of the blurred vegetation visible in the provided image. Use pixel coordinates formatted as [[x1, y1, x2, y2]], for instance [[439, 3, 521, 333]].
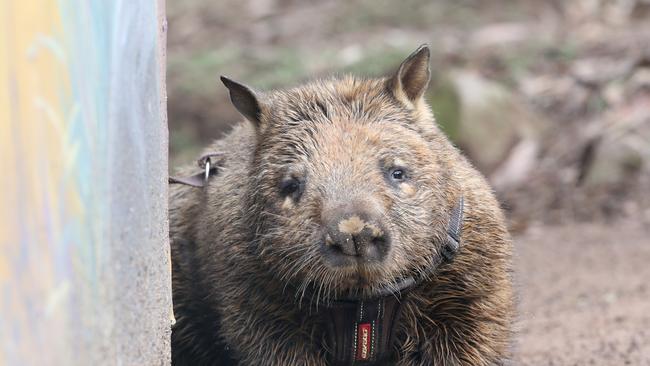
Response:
[[167, 0, 540, 166], [168, 0, 650, 225]]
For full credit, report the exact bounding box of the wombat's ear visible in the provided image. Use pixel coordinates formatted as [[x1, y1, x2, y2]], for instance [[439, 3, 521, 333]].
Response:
[[388, 44, 431, 103], [220, 76, 265, 126]]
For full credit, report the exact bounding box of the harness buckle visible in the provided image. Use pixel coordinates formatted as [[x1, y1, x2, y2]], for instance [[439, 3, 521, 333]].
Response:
[[204, 159, 211, 184], [169, 152, 224, 187]]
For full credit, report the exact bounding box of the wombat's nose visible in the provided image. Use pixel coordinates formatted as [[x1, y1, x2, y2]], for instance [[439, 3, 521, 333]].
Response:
[[323, 211, 389, 262]]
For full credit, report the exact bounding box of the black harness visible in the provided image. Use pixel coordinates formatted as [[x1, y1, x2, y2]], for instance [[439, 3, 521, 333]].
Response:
[[170, 154, 464, 365]]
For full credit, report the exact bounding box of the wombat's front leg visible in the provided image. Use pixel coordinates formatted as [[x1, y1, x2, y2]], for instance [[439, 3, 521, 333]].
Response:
[[219, 306, 328, 366], [395, 347, 507, 366], [393, 279, 512, 366], [229, 330, 328, 366]]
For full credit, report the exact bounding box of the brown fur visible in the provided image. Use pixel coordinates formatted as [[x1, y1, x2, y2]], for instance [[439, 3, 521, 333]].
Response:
[[170, 46, 513, 366]]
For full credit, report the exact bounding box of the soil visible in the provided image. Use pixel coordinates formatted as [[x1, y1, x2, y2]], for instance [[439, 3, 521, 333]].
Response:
[[513, 221, 650, 365]]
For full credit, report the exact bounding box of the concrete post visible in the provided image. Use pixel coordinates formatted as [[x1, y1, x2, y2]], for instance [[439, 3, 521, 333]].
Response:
[[0, 1, 172, 365]]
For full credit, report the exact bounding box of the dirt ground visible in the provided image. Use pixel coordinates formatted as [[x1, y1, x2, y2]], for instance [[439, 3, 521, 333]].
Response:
[[513, 221, 650, 365]]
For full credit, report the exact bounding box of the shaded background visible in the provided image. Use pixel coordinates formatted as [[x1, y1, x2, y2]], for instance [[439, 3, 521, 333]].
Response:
[[168, 0, 650, 364], [168, 0, 650, 226]]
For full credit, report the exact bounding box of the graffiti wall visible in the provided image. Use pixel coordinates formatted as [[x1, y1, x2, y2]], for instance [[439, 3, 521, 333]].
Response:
[[0, 1, 171, 365]]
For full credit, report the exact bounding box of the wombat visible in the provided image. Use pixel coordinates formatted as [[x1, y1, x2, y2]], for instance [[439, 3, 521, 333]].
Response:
[[170, 45, 513, 366]]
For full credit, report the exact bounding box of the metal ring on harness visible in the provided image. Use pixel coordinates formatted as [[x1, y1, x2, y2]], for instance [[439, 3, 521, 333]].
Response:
[[169, 152, 224, 188], [204, 159, 211, 184]]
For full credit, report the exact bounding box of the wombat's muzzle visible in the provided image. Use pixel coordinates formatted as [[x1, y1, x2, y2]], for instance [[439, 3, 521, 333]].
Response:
[[322, 204, 390, 263]]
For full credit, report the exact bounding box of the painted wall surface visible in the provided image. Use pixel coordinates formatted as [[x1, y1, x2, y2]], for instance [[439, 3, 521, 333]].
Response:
[[0, 1, 171, 365]]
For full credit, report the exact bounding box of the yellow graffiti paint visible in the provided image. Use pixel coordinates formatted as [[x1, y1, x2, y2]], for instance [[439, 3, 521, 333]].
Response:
[[0, 1, 72, 364]]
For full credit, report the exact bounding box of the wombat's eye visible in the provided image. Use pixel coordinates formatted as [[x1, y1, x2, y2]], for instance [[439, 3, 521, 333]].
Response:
[[389, 168, 407, 182], [280, 178, 302, 198]]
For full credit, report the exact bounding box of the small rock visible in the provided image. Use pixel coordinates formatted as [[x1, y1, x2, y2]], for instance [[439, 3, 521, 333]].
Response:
[[450, 70, 547, 174], [603, 82, 625, 106], [491, 138, 539, 189], [571, 57, 636, 87], [603, 291, 618, 304], [625, 67, 650, 96], [582, 95, 650, 187]]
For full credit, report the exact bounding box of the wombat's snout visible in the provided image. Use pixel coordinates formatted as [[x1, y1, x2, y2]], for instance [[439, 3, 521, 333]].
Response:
[[322, 203, 390, 264]]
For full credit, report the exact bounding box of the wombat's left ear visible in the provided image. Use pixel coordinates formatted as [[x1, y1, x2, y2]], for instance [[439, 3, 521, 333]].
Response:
[[388, 44, 431, 103], [220, 76, 265, 127]]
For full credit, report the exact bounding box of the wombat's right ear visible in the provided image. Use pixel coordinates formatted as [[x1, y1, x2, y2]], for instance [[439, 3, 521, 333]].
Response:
[[220, 76, 265, 127], [388, 44, 431, 105]]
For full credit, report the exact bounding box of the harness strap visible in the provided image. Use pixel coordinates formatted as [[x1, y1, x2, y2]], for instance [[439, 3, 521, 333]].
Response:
[[169, 152, 223, 188], [168, 172, 210, 187], [326, 296, 404, 365], [441, 196, 464, 262]]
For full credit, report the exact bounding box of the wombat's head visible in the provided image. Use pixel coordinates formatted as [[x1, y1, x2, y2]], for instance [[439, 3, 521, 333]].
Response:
[[223, 45, 459, 302]]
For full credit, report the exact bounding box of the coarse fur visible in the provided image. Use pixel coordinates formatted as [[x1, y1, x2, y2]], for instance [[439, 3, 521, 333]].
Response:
[[170, 46, 514, 366]]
